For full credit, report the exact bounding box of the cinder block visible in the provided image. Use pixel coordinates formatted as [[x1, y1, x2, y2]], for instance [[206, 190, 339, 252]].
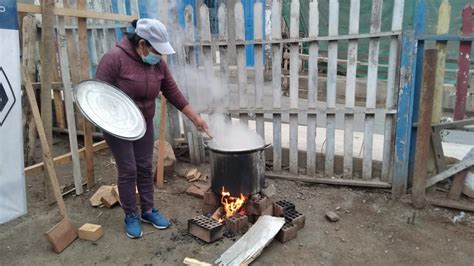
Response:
[[188, 215, 224, 243], [78, 223, 103, 241], [225, 214, 249, 235], [284, 209, 305, 230], [273, 200, 295, 217], [276, 222, 298, 243], [203, 189, 221, 207], [45, 219, 78, 253], [262, 204, 273, 216], [246, 194, 272, 215]]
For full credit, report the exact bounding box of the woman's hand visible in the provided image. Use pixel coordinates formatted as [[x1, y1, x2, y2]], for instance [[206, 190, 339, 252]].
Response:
[[181, 104, 208, 132]]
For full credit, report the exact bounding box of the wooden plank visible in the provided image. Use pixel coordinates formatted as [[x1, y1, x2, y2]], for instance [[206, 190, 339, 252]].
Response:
[[23, 68, 68, 218], [412, 49, 438, 208], [218, 4, 230, 111], [56, 0, 84, 195], [156, 96, 167, 189], [343, 0, 360, 179], [382, 0, 405, 182], [325, 0, 339, 178], [25, 141, 108, 177], [306, 0, 319, 176], [266, 172, 391, 189], [432, 0, 451, 123], [431, 129, 447, 172], [426, 156, 474, 188], [234, 2, 248, 126], [78, 0, 95, 189], [17, 3, 137, 21], [453, 5, 474, 120], [289, 0, 300, 175], [392, 31, 418, 197], [362, 0, 382, 180], [271, 0, 282, 173], [254, 2, 265, 138], [425, 196, 474, 212]]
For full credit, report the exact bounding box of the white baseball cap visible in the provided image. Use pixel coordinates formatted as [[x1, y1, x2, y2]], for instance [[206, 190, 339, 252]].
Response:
[[135, 18, 176, 55]]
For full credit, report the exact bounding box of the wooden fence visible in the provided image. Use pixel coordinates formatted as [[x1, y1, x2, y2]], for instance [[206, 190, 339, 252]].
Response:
[[181, 0, 405, 189]]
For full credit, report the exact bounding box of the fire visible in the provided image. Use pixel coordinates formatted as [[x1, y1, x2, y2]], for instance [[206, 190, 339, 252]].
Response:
[[220, 186, 247, 219]]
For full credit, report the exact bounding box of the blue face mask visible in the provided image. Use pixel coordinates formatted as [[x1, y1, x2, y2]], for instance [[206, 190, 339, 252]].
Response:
[[142, 51, 161, 65]]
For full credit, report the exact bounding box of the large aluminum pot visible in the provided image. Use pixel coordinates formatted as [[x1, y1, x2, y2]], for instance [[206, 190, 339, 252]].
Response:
[[206, 142, 271, 196]]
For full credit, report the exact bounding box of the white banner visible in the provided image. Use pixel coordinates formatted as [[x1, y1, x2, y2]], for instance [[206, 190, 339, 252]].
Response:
[[0, 0, 26, 224]]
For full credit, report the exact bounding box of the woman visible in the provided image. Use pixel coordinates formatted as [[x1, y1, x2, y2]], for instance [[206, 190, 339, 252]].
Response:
[[95, 18, 208, 239]]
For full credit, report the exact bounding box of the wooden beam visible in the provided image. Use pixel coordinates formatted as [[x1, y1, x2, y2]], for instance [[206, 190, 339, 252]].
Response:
[[426, 196, 474, 212], [17, 3, 137, 22], [25, 141, 108, 177], [266, 172, 391, 189], [425, 155, 474, 188]]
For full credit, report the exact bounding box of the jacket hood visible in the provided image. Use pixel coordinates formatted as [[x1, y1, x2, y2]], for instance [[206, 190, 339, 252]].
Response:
[[117, 35, 143, 63]]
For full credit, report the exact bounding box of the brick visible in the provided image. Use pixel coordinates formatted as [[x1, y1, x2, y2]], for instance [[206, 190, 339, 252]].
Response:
[[325, 211, 340, 222], [78, 223, 103, 241], [284, 209, 305, 230], [203, 190, 221, 207], [273, 200, 295, 217], [202, 203, 219, 215], [225, 214, 249, 235], [276, 222, 298, 243], [100, 188, 118, 208], [188, 215, 224, 243], [45, 218, 78, 253], [186, 183, 210, 199], [246, 194, 272, 215]]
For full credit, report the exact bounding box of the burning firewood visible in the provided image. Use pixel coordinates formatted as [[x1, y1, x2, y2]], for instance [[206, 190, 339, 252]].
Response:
[[211, 207, 225, 222]]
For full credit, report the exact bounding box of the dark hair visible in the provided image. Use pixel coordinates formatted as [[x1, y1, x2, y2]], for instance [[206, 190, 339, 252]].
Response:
[[126, 19, 151, 48]]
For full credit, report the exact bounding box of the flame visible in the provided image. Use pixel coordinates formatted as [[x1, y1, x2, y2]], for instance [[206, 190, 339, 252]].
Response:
[[220, 187, 247, 219]]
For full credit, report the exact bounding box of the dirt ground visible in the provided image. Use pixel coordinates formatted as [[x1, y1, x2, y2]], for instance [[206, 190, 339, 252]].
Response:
[[1, 139, 474, 266]]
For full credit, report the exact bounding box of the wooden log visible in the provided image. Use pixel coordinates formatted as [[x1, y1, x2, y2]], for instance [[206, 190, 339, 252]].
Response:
[[78, 0, 95, 189], [412, 49, 438, 209]]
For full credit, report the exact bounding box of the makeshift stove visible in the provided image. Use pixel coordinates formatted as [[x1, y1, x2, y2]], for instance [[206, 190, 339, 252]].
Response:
[[188, 184, 306, 244]]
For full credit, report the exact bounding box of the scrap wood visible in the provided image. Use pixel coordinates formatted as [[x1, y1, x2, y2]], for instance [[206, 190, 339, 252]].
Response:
[[215, 216, 285, 266], [186, 183, 210, 199], [100, 189, 118, 208], [189, 172, 202, 182], [183, 257, 212, 266], [186, 168, 199, 180], [89, 185, 115, 207], [426, 148, 474, 188]]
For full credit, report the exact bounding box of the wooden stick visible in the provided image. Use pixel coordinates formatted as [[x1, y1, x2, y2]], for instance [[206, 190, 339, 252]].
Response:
[[156, 96, 167, 189], [23, 67, 68, 219], [78, 0, 95, 189]]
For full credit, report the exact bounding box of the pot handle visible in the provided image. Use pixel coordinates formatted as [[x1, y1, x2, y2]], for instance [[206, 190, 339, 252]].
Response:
[[264, 143, 272, 149]]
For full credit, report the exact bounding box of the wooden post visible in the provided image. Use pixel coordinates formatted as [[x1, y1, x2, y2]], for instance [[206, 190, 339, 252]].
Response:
[[156, 96, 167, 189], [453, 5, 473, 121], [40, 0, 56, 203], [289, 0, 300, 175], [363, 0, 382, 180], [271, 0, 282, 173], [343, 0, 360, 179], [234, 2, 248, 126], [254, 2, 265, 138], [78, 0, 95, 188], [412, 49, 437, 209], [306, 0, 319, 177]]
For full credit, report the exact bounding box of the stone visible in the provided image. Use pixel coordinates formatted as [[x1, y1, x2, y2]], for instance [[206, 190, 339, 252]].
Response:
[[262, 184, 277, 198], [326, 211, 340, 222]]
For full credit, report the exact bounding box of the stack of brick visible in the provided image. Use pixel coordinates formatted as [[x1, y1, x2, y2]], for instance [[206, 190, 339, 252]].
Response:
[[273, 200, 305, 243], [245, 194, 273, 224]]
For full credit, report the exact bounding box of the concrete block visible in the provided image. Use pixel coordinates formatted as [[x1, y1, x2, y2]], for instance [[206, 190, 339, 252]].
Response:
[[45, 219, 78, 253], [285, 209, 305, 230], [78, 223, 103, 241], [188, 215, 224, 243], [276, 222, 298, 243], [273, 200, 295, 217]]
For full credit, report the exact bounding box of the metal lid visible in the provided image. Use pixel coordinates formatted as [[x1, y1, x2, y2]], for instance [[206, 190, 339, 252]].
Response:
[[73, 79, 146, 141]]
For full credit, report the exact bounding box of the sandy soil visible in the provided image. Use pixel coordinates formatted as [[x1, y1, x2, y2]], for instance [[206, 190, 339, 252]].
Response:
[[1, 139, 474, 266]]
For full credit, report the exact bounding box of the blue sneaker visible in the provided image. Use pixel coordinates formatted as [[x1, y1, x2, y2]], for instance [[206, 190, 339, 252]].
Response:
[[141, 208, 171, 230], [124, 213, 143, 239]]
